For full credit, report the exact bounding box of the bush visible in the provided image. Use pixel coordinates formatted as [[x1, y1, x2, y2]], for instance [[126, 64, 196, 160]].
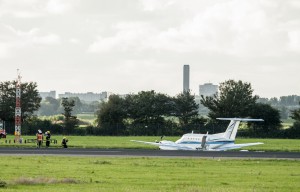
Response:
[[73, 127, 87, 136], [85, 126, 103, 135], [0, 180, 7, 188], [22, 118, 64, 135], [284, 121, 300, 138]]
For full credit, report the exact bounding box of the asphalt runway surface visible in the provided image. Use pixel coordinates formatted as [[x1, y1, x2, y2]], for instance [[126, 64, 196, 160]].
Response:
[[0, 148, 300, 159]]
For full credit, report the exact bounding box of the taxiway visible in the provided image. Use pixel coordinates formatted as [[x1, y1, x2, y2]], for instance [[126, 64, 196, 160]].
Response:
[[0, 148, 299, 159]]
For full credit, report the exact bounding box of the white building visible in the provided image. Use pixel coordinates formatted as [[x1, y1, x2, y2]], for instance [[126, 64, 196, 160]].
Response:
[[58, 91, 110, 103], [39, 91, 56, 99], [199, 83, 218, 97]]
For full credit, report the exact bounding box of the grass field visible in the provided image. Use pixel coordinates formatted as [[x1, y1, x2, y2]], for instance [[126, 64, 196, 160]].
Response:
[[1, 135, 300, 152], [76, 113, 97, 125], [0, 156, 299, 192], [1, 134, 299, 191]]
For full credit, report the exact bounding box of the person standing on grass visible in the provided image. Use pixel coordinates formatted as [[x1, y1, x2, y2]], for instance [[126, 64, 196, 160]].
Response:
[[36, 129, 43, 148], [45, 131, 51, 148]]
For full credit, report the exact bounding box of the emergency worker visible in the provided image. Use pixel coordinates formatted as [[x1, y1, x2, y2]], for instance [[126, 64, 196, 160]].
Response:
[[61, 137, 68, 148], [36, 129, 43, 148], [45, 131, 51, 148]]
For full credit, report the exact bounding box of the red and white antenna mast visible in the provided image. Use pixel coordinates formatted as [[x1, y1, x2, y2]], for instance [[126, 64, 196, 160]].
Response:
[[15, 69, 22, 143]]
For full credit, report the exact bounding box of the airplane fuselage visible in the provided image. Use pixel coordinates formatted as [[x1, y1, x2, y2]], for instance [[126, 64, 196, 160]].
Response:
[[159, 133, 234, 150]]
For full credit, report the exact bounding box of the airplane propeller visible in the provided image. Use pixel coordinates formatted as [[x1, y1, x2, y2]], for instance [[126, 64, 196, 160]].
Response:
[[201, 136, 207, 150], [155, 135, 165, 143]]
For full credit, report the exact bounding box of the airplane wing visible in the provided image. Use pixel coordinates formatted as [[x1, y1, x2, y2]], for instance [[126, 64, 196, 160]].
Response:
[[212, 142, 264, 151], [130, 140, 161, 146], [131, 140, 195, 150]]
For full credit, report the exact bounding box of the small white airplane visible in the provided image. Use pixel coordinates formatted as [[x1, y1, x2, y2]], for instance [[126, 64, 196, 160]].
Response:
[[131, 118, 264, 151]]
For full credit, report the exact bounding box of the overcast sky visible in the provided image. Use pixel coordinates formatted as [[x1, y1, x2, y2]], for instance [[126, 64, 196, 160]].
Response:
[[0, 0, 299, 98]]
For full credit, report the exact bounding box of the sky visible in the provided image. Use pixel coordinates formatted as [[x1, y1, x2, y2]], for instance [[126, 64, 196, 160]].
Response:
[[0, 0, 300, 98]]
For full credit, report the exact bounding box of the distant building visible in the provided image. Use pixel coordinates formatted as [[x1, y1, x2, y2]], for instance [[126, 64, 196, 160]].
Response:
[[199, 83, 218, 97], [39, 91, 56, 100], [183, 65, 190, 92], [58, 91, 110, 103]]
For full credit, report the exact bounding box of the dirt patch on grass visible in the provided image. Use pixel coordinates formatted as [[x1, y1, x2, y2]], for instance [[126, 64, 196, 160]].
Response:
[[92, 160, 112, 165], [12, 177, 79, 185]]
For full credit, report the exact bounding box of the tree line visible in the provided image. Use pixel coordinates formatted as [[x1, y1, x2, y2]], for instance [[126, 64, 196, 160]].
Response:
[[257, 95, 300, 119], [258, 95, 300, 107], [0, 79, 300, 138], [93, 80, 283, 137], [37, 96, 99, 116], [94, 90, 201, 136]]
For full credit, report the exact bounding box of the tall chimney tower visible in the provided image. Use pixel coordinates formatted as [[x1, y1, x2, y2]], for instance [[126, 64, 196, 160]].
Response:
[[183, 64, 190, 92]]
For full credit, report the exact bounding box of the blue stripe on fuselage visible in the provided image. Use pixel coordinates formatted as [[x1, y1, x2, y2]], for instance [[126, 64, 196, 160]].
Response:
[[178, 141, 234, 145]]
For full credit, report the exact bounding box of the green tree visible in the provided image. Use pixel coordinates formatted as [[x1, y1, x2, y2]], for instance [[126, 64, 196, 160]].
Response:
[[279, 106, 289, 119], [125, 91, 173, 135], [201, 80, 258, 119], [126, 91, 171, 122], [95, 91, 176, 135], [269, 97, 279, 106], [96, 95, 127, 135], [82, 101, 100, 113], [0, 81, 15, 122], [38, 97, 60, 116], [21, 82, 42, 119], [280, 95, 300, 106], [68, 97, 83, 115], [38, 97, 101, 115], [173, 91, 199, 127], [0, 81, 41, 132], [249, 103, 281, 133], [290, 102, 300, 121], [61, 97, 78, 134], [285, 103, 300, 138]]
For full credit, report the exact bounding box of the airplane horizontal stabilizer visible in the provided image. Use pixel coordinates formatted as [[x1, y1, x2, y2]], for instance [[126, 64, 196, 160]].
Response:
[[216, 118, 264, 122]]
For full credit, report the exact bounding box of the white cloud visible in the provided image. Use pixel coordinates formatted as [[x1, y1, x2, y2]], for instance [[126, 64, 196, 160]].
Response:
[[33, 33, 61, 45], [0, 0, 43, 18], [0, 25, 61, 57], [289, 0, 300, 8], [88, 0, 298, 58], [1, 0, 300, 97], [0, 0, 76, 18], [69, 38, 80, 44], [5, 26, 61, 46], [0, 43, 10, 58], [46, 0, 74, 14], [142, 0, 292, 57], [88, 22, 155, 53], [140, 0, 175, 11], [288, 30, 300, 52]]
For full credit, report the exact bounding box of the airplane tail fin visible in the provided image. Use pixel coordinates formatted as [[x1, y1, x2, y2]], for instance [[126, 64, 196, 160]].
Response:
[[217, 118, 264, 140]]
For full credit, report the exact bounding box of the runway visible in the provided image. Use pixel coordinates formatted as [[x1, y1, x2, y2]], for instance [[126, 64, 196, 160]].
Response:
[[0, 148, 300, 159]]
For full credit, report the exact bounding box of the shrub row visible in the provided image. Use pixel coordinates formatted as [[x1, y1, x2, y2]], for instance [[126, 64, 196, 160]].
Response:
[[3, 119, 300, 138]]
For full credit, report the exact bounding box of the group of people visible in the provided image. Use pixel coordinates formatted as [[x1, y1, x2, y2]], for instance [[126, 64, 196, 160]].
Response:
[[36, 129, 68, 148]]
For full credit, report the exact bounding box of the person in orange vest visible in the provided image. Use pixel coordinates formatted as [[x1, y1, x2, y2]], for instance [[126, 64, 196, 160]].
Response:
[[36, 129, 43, 148]]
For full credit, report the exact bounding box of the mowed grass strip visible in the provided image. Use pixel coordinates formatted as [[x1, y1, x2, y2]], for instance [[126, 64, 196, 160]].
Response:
[[0, 156, 299, 192], [1, 135, 300, 152]]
